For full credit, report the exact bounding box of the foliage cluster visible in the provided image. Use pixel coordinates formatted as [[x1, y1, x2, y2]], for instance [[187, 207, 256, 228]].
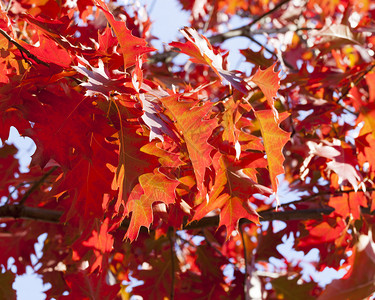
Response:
[[1, 0, 375, 299]]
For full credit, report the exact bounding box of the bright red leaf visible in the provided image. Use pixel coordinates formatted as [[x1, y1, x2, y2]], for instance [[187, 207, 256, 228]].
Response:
[[161, 94, 217, 195], [125, 172, 179, 241], [255, 110, 290, 196], [251, 63, 281, 111], [94, 0, 155, 69]]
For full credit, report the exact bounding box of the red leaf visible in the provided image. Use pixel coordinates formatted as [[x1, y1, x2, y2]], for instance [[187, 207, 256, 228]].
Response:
[[110, 125, 157, 213], [94, 0, 155, 69], [318, 232, 375, 300], [218, 196, 259, 238], [170, 27, 248, 93], [82, 218, 114, 272], [64, 270, 120, 300], [192, 153, 264, 237], [20, 33, 71, 67], [251, 63, 280, 110], [125, 172, 180, 241], [97, 26, 118, 55], [305, 140, 362, 191], [255, 110, 290, 195], [55, 131, 117, 222], [161, 94, 217, 194]]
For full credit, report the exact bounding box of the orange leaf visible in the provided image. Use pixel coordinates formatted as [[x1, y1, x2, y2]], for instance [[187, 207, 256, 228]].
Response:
[[251, 63, 280, 110], [192, 153, 264, 238], [219, 196, 259, 238], [82, 218, 114, 272], [20, 33, 71, 67], [170, 27, 248, 93], [125, 173, 179, 241], [110, 125, 156, 213], [162, 95, 217, 194], [94, 0, 155, 69], [255, 110, 290, 196]]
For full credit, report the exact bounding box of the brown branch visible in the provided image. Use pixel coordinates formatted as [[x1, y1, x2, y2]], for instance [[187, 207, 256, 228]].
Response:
[[0, 205, 63, 223], [184, 207, 335, 229], [239, 225, 249, 299], [0, 205, 335, 227], [0, 28, 50, 67], [168, 228, 175, 300], [208, 0, 291, 44], [248, 0, 292, 28], [336, 62, 375, 109]]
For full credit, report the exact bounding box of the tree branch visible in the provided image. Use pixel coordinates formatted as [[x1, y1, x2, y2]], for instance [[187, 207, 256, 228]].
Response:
[[0, 28, 50, 67], [0, 205, 63, 223], [184, 207, 335, 229], [168, 228, 175, 300], [18, 166, 58, 205], [0, 204, 335, 227], [239, 224, 249, 299], [208, 0, 291, 44]]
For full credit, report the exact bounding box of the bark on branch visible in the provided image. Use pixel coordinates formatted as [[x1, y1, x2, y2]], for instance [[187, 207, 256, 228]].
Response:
[[0, 204, 335, 229]]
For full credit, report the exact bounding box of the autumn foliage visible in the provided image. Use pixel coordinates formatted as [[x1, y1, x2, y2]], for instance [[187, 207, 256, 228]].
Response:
[[1, 0, 375, 298]]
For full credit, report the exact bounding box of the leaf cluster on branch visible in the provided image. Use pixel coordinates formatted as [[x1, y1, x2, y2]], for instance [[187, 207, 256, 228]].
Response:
[[1, 0, 375, 298]]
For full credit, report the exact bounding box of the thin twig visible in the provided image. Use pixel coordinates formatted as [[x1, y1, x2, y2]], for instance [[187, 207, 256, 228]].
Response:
[[184, 207, 335, 229], [239, 225, 249, 299], [208, 0, 291, 44], [18, 166, 58, 205], [202, 229, 226, 258], [333, 61, 375, 116], [248, 0, 291, 28], [5, 182, 28, 204], [168, 227, 175, 300], [259, 187, 375, 213], [0, 28, 50, 67], [336, 62, 375, 109], [5, 0, 12, 12], [0, 205, 63, 223]]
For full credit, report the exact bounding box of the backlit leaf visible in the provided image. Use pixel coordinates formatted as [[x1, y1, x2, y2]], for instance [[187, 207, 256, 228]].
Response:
[[94, 0, 155, 69], [125, 172, 179, 241], [255, 110, 290, 195]]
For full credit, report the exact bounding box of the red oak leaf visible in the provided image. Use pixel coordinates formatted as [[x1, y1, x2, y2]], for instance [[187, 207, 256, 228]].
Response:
[[110, 123, 158, 214], [304, 140, 362, 191], [55, 131, 117, 223], [94, 0, 155, 69], [20, 33, 71, 67], [170, 27, 248, 93], [192, 153, 264, 237], [318, 232, 375, 300], [250, 63, 280, 111], [82, 218, 114, 272], [255, 110, 290, 196], [161, 94, 217, 195], [125, 172, 180, 241], [97, 26, 118, 55], [218, 196, 259, 238], [64, 270, 120, 300]]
